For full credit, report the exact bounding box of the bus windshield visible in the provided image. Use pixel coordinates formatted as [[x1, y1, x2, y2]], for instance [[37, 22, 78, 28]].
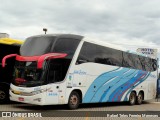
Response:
[[14, 35, 81, 86], [20, 36, 80, 59], [12, 61, 45, 87], [20, 36, 56, 56]]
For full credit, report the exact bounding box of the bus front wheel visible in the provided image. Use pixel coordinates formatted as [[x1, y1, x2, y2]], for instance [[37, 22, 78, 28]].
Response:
[[68, 91, 80, 109], [129, 92, 136, 105]]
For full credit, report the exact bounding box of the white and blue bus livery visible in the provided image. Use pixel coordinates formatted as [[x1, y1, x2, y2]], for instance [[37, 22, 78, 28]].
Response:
[[2, 34, 158, 109]]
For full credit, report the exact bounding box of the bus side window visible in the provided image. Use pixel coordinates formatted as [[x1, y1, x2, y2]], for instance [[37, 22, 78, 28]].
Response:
[[151, 59, 157, 71], [123, 52, 135, 69], [48, 60, 62, 83], [77, 42, 123, 66], [47, 59, 71, 83], [52, 38, 80, 59], [134, 55, 142, 70], [77, 42, 96, 64]]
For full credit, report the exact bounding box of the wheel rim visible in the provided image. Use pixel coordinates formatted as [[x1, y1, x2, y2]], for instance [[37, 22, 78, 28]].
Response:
[[0, 90, 6, 100], [70, 95, 78, 106], [138, 94, 142, 103], [130, 94, 135, 104]]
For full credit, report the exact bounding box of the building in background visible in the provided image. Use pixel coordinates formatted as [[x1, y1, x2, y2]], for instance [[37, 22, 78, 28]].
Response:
[[0, 33, 9, 38]]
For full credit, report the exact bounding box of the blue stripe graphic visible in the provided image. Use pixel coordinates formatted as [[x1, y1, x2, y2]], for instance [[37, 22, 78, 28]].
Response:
[[91, 69, 137, 102], [108, 71, 148, 102], [100, 69, 138, 102], [82, 67, 150, 103], [123, 72, 150, 101], [83, 68, 128, 103]]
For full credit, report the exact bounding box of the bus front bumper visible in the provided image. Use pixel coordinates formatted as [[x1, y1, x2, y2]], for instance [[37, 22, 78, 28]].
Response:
[[10, 90, 45, 105]]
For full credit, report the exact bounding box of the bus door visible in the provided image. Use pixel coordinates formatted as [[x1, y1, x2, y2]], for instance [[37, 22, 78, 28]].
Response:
[[45, 60, 63, 104], [157, 79, 160, 97]]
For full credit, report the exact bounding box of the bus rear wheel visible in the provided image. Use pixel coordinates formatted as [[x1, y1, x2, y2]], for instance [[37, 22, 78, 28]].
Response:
[[136, 92, 143, 105], [129, 92, 136, 105], [68, 91, 80, 109]]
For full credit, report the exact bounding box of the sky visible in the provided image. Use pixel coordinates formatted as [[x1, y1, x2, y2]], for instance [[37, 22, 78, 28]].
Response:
[[0, 0, 160, 60]]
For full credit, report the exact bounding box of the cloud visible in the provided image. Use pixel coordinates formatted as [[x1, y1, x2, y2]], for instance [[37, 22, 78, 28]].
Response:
[[0, 0, 160, 59]]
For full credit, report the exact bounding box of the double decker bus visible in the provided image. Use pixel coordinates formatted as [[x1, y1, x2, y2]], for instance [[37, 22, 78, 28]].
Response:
[[0, 38, 23, 103], [2, 34, 158, 109]]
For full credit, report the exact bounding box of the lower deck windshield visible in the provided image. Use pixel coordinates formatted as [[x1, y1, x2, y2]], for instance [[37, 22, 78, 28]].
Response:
[[13, 58, 71, 87], [13, 61, 44, 87]]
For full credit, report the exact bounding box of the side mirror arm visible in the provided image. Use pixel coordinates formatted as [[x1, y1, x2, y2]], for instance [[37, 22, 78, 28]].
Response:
[[2, 54, 17, 67], [37, 53, 67, 69]]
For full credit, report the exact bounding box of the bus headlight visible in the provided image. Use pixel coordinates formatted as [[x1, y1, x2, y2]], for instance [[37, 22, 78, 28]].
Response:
[[31, 89, 45, 95], [10, 88, 46, 96]]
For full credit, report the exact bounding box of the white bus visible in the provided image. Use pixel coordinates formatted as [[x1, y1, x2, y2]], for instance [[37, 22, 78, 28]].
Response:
[[2, 34, 158, 109]]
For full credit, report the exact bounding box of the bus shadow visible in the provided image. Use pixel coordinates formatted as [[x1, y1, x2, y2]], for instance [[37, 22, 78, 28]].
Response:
[[12, 101, 151, 111], [79, 101, 150, 109]]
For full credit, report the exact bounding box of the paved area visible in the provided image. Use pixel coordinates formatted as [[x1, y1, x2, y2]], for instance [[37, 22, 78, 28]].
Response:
[[0, 99, 160, 120]]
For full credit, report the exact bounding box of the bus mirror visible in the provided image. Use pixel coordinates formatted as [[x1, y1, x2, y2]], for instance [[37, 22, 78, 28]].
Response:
[[15, 53, 67, 69], [37, 53, 67, 69]]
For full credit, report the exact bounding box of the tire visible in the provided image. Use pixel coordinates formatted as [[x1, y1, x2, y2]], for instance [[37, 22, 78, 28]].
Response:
[[129, 92, 136, 105], [0, 87, 9, 103], [136, 92, 143, 105], [68, 91, 80, 109]]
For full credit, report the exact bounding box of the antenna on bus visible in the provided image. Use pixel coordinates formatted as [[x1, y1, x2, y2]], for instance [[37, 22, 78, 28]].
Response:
[[43, 28, 47, 34]]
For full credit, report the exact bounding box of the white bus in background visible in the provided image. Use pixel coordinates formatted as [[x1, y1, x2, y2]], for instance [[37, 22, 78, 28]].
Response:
[[2, 34, 158, 109]]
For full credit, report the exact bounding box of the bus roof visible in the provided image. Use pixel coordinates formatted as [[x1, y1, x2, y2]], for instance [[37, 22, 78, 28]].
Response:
[[27, 34, 83, 40], [26, 34, 148, 57], [27, 34, 124, 50], [0, 38, 23, 45], [82, 37, 127, 52]]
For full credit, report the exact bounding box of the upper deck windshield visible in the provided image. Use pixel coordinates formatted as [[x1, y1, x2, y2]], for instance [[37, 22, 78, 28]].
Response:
[[20, 35, 81, 58], [20, 36, 56, 56]]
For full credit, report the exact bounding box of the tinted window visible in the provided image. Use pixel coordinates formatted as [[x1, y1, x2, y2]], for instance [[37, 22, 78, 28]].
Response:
[[47, 59, 71, 83], [95, 45, 122, 66], [122, 52, 142, 70], [77, 42, 157, 72], [144, 57, 152, 71], [20, 36, 56, 56], [123, 52, 157, 71], [77, 42, 97, 62], [77, 42, 123, 66], [123, 52, 136, 69], [48, 60, 63, 83], [52, 38, 80, 59], [132, 55, 142, 70], [151, 59, 157, 71]]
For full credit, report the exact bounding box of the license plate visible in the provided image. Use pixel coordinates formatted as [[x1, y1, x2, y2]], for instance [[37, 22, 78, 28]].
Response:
[[18, 97, 24, 101]]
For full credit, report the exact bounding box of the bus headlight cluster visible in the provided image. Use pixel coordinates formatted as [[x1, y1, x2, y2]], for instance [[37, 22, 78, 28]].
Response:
[[10, 88, 46, 96], [31, 89, 45, 95]]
